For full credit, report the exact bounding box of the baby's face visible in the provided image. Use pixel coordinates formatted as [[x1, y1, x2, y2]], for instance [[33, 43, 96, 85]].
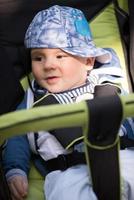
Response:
[[31, 48, 93, 93]]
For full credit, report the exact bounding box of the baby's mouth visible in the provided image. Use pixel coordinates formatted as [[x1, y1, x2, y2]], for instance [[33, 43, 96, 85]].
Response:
[[45, 76, 60, 84]]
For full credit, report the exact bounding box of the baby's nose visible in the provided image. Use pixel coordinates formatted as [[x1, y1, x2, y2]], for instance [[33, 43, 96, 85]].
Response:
[[43, 58, 57, 69]]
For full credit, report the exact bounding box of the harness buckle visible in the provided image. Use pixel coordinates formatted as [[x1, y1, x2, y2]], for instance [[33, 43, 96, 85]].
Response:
[[57, 154, 69, 170], [46, 151, 86, 172]]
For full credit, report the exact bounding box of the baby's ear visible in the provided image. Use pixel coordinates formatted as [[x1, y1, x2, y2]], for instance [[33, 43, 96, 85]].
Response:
[[86, 57, 95, 70]]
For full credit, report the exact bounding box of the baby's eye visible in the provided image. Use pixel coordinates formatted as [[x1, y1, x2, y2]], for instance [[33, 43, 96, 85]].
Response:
[[32, 56, 42, 61], [56, 54, 68, 59]]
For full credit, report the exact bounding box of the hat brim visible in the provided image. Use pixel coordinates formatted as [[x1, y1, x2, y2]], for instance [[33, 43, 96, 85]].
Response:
[[61, 45, 111, 64]]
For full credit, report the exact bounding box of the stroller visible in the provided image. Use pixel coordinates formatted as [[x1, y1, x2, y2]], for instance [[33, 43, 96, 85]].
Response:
[[0, 0, 134, 199]]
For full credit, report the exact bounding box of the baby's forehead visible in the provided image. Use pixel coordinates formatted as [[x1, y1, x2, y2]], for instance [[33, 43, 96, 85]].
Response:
[[31, 48, 73, 56], [31, 48, 65, 53]]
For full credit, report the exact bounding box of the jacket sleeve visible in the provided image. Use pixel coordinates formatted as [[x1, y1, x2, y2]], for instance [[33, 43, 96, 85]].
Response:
[[2, 135, 31, 175], [2, 92, 31, 175]]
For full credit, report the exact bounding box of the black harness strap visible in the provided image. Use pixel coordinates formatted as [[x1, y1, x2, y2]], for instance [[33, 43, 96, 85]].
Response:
[[120, 136, 134, 149], [86, 95, 122, 200], [33, 94, 83, 148]]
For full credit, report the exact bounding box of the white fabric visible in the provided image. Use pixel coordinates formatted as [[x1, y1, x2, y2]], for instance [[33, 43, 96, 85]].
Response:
[[37, 131, 66, 161], [44, 165, 97, 200], [120, 149, 134, 200]]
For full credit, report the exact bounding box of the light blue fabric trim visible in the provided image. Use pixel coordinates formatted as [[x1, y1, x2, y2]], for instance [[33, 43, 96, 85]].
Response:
[[122, 118, 134, 140], [6, 168, 27, 181]]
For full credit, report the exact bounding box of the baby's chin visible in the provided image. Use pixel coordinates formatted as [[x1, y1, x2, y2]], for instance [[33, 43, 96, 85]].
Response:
[[47, 88, 66, 93], [47, 86, 70, 93], [46, 84, 86, 93]]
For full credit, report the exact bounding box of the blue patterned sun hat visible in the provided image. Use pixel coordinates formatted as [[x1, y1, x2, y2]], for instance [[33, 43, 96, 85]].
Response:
[[24, 5, 111, 63]]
